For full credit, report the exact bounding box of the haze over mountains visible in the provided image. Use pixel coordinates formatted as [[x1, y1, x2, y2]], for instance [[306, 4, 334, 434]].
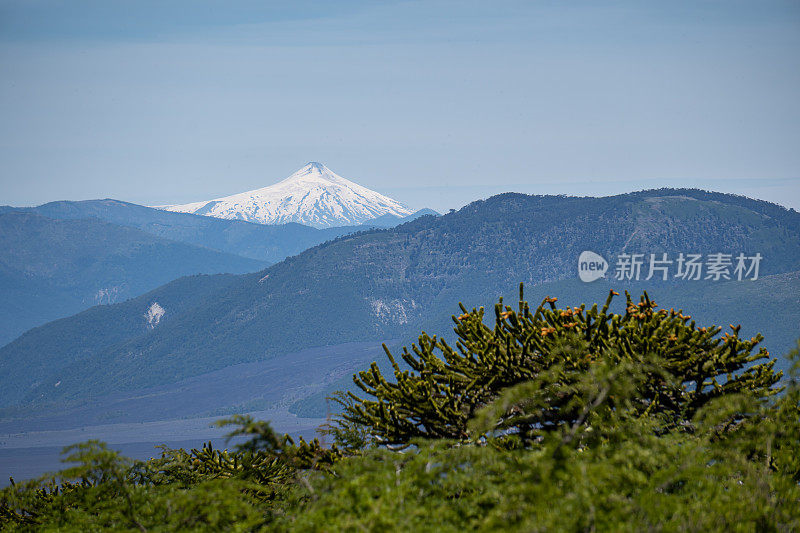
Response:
[[0, 210, 264, 346], [2, 189, 798, 421], [156, 162, 416, 228], [0, 171, 436, 346], [3, 199, 364, 263]]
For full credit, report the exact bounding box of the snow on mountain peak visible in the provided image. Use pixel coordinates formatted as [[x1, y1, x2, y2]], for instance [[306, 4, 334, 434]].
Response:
[[279, 162, 352, 186], [154, 163, 414, 228]]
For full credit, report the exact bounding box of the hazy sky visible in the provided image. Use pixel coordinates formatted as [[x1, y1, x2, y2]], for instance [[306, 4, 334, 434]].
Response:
[[1, 0, 799, 213]]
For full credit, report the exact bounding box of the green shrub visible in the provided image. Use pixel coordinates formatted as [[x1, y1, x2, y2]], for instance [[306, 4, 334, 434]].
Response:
[[341, 286, 781, 447], [2, 291, 797, 532]]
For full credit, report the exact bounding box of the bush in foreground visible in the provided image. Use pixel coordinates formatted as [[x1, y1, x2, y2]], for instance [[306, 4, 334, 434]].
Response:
[[343, 286, 781, 447], [2, 289, 798, 531]]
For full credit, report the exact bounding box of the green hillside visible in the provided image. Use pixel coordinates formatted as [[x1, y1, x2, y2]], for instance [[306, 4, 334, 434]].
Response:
[[0, 212, 264, 345], [1, 189, 798, 409]]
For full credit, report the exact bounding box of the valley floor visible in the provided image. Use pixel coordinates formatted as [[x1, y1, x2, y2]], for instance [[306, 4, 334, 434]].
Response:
[[0, 408, 325, 487], [0, 341, 388, 486]]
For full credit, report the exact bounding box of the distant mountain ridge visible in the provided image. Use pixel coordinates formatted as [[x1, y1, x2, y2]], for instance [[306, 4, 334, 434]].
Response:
[[365, 208, 439, 228], [7, 199, 358, 263], [155, 162, 416, 228], [0, 211, 264, 345], [0, 199, 438, 345], [2, 188, 798, 411]]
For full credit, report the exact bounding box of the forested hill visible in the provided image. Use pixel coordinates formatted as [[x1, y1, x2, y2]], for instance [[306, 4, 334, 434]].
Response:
[[4, 199, 360, 263], [0, 198, 403, 344], [1, 188, 799, 408], [0, 211, 264, 346]]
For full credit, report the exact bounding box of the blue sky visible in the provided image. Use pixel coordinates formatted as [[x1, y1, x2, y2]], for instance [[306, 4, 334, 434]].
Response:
[[1, 0, 799, 212]]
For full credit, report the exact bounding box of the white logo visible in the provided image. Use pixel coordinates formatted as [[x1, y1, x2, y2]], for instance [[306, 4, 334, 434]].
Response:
[[578, 251, 608, 282], [613, 252, 762, 281]]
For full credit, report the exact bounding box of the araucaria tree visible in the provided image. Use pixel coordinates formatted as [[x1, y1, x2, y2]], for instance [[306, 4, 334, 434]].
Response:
[[343, 284, 782, 446], [2, 285, 797, 531]]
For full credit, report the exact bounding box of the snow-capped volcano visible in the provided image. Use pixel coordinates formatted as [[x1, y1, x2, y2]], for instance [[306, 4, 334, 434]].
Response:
[[155, 162, 415, 228]]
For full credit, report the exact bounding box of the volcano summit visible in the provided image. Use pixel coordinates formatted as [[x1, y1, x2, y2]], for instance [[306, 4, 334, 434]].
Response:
[[155, 162, 414, 228]]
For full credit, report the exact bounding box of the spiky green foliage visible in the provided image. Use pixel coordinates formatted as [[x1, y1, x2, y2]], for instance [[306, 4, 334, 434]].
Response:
[[1, 292, 797, 532], [0, 418, 338, 531], [342, 286, 782, 446], [317, 391, 372, 452], [278, 343, 800, 531], [0, 441, 271, 531], [275, 409, 800, 532]]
